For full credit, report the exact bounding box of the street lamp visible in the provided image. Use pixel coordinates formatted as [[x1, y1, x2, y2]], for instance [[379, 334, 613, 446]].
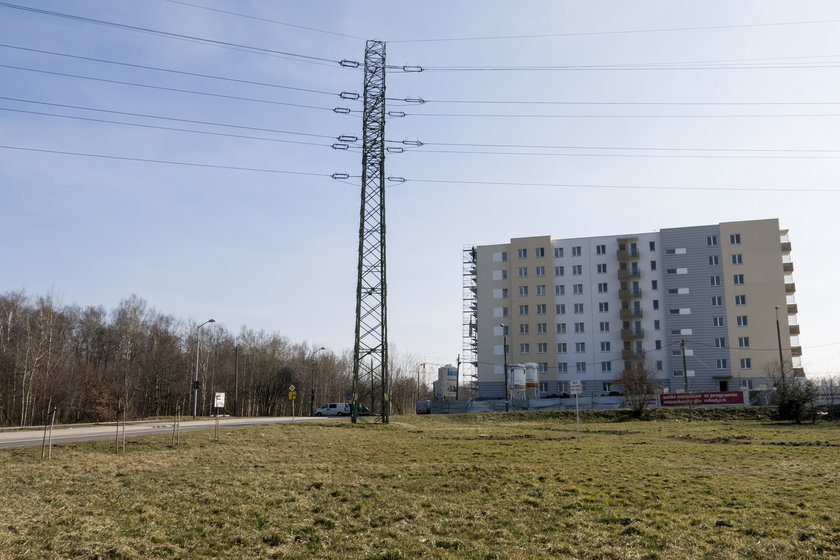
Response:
[[500, 323, 509, 412], [775, 305, 785, 384], [193, 318, 216, 418]]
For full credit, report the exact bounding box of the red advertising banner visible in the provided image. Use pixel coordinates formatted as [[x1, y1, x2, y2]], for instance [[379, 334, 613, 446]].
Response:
[[659, 391, 745, 407]]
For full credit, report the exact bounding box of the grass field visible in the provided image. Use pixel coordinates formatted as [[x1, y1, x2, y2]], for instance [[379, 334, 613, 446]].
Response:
[[1, 412, 839, 559]]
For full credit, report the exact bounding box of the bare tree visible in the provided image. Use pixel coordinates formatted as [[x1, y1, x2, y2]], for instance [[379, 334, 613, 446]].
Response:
[[618, 363, 663, 417]]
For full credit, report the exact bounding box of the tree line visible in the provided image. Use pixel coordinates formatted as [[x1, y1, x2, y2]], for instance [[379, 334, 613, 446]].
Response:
[[0, 291, 427, 427]]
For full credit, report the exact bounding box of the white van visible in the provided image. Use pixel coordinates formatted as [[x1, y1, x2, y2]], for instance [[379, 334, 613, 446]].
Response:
[[314, 403, 350, 416]]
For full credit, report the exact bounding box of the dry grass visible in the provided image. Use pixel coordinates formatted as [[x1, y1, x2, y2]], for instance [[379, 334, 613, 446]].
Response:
[[1, 413, 839, 559]]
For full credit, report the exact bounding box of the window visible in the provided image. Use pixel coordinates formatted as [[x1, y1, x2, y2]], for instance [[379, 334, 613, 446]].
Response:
[[599, 302, 609, 312], [669, 309, 680, 315], [666, 268, 677, 274], [538, 362, 548, 373], [600, 341, 611, 352], [573, 284, 584, 295], [738, 336, 750, 348], [535, 266, 546, 277], [520, 343, 530, 353], [597, 263, 608, 274], [555, 285, 565, 296], [740, 357, 752, 369], [713, 317, 725, 327], [715, 337, 726, 348], [536, 285, 546, 296], [651, 280, 658, 290], [717, 358, 728, 369], [734, 274, 745, 285], [519, 286, 529, 296], [556, 322, 566, 334], [556, 304, 566, 314], [665, 249, 676, 255], [555, 266, 565, 276], [708, 255, 719, 266], [501, 307, 509, 317], [554, 247, 564, 258], [598, 282, 608, 293], [519, 305, 529, 315], [737, 315, 748, 326], [576, 362, 586, 372], [574, 303, 584, 314], [707, 235, 718, 246], [500, 269, 508, 280], [735, 295, 746, 306], [710, 275, 721, 286], [601, 361, 612, 372], [519, 324, 529, 335], [501, 325, 509, 335], [652, 300, 659, 310], [730, 233, 741, 244], [557, 343, 567, 353], [536, 304, 547, 315], [596, 244, 607, 255], [732, 254, 743, 264], [517, 248, 528, 259], [557, 362, 568, 373], [654, 320, 660, 330], [657, 360, 663, 371], [650, 260, 657, 271], [537, 322, 547, 333], [572, 265, 583, 275], [599, 321, 610, 332], [537, 343, 548, 354], [518, 267, 528, 277], [655, 340, 662, 350], [572, 246, 582, 256], [535, 247, 545, 258], [575, 342, 586, 353], [649, 241, 656, 251], [574, 322, 585, 333], [711, 296, 723, 306]]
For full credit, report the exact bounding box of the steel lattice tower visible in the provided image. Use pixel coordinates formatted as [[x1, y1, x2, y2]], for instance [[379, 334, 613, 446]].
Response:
[[351, 40, 389, 424]]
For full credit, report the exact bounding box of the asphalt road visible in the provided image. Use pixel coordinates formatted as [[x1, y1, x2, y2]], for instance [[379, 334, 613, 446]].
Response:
[[0, 416, 333, 449]]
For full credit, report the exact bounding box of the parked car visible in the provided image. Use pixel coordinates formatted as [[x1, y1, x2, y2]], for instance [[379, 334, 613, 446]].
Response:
[[416, 399, 432, 414], [314, 403, 350, 416]]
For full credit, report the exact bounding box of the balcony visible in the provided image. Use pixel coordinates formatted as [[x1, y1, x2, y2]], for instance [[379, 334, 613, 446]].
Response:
[[793, 367, 805, 378], [620, 308, 643, 321], [785, 282, 796, 294], [622, 349, 644, 361], [619, 289, 643, 300], [787, 303, 798, 315], [791, 346, 803, 357], [789, 324, 800, 336], [618, 269, 641, 281], [781, 241, 792, 252], [617, 249, 640, 261], [783, 261, 794, 273], [621, 328, 644, 341]]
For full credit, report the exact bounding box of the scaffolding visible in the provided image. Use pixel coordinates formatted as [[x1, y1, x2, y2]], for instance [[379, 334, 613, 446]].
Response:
[[462, 246, 478, 396]]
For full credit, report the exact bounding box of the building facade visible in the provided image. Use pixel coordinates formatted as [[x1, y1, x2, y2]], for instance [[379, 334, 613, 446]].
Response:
[[465, 219, 802, 399]]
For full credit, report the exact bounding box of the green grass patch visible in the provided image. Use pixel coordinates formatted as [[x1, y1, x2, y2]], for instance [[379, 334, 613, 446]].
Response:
[[1, 413, 838, 559]]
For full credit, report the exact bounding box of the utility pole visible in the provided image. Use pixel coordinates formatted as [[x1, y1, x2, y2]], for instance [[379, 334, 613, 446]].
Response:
[[681, 339, 689, 394], [352, 40, 389, 424]]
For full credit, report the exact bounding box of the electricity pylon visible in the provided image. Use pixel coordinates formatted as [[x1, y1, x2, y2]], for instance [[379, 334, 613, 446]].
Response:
[[352, 40, 389, 424]]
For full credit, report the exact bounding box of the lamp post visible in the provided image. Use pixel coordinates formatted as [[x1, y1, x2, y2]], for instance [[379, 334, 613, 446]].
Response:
[[775, 305, 785, 384], [500, 323, 509, 412], [193, 318, 215, 418]]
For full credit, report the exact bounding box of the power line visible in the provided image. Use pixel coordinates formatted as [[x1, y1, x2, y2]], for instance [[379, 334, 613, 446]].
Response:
[[161, 0, 368, 41], [387, 97, 840, 107], [393, 177, 840, 193], [393, 147, 840, 160], [387, 18, 840, 43], [0, 106, 345, 149], [0, 43, 355, 99], [0, 96, 343, 140], [0, 143, 354, 178], [0, 1, 349, 66], [399, 109, 840, 119], [393, 140, 840, 154], [391, 61, 840, 73], [0, 64, 358, 113]]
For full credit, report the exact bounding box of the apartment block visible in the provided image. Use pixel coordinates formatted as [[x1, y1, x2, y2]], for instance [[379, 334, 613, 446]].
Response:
[[463, 219, 802, 399]]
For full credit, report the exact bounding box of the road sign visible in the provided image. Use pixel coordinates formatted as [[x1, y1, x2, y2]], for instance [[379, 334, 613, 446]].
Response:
[[289, 384, 296, 391], [570, 380, 583, 395], [288, 391, 297, 400], [214, 392, 225, 408]]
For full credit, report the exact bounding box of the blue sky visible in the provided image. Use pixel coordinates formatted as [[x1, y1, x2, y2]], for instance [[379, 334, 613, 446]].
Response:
[[2, 0, 840, 377]]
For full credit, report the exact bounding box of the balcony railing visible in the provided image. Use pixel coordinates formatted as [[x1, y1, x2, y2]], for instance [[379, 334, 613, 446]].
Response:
[[789, 325, 800, 336], [785, 282, 796, 294], [620, 308, 643, 321], [619, 289, 643, 300], [787, 303, 798, 315], [620, 328, 644, 340], [618, 269, 641, 281], [791, 346, 803, 357]]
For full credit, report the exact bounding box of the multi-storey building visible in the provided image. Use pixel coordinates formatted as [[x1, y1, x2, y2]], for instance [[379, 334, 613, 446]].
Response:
[[464, 219, 802, 399]]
